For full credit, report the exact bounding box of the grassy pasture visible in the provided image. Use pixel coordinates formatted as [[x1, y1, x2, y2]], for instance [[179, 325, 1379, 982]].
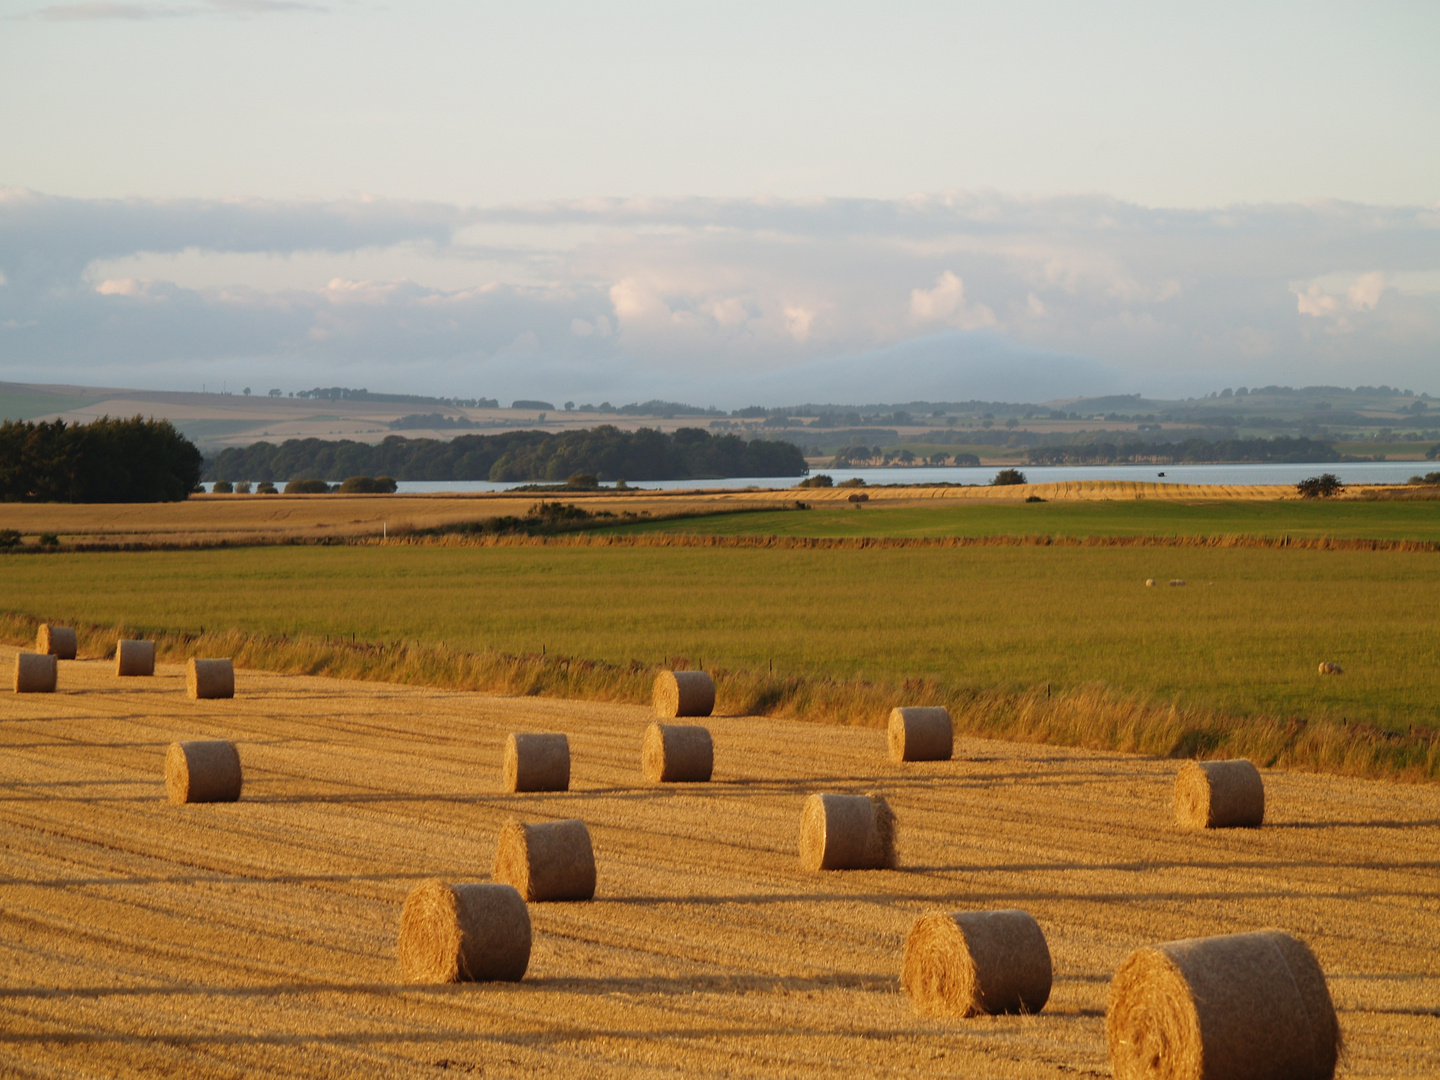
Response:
[[599, 497, 1440, 541], [2, 540, 1438, 732]]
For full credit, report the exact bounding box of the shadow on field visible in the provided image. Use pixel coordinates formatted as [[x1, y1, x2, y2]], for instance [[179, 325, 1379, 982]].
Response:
[[0, 970, 895, 1003]]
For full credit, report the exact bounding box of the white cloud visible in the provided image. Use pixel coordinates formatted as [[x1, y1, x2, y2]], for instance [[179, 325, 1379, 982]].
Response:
[[909, 271, 997, 330], [1347, 271, 1386, 311], [783, 305, 815, 342], [3, 190, 1440, 402]]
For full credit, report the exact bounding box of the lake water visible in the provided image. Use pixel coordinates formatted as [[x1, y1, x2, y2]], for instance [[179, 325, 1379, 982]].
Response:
[[202, 460, 1434, 495], [371, 460, 1430, 494]]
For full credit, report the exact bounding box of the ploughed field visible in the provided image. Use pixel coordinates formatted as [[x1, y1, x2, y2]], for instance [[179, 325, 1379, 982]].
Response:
[[2, 649, 1437, 1078]]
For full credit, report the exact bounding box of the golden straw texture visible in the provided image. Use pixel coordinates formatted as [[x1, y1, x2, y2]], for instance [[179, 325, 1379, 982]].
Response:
[[887, 706, 953, 762], [798, 792, 897, 871], [502, 732, 570, 792], [1174, 759, 1265, 829], [13, 652, 57, 693], [641, 722, 714, 783], [165, 740, 243, 804], [187, 658, 235, 700], [35, 624, 77, 660], [652, 670, 715, 718], [902, 909, 1052, 1017], [396, 880, 531, 984], [1106, 929, 1339, 1080], [115, 639, 156, 677], [492, 818, 596, 901]]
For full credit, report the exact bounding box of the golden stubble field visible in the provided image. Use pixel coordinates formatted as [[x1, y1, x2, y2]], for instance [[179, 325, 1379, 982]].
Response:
[[2, 648, 1437, 1079]]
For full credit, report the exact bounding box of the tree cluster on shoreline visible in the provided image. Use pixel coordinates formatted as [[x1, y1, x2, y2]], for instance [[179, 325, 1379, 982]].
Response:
[[205, 426, 807, 483], [0, 416, 202, 502]]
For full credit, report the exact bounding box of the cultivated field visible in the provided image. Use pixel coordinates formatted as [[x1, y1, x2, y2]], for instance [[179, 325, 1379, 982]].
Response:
[[603, 498, 1440, 542], [3, 541, 1438, 733], [1, 649, 1435, 1078]]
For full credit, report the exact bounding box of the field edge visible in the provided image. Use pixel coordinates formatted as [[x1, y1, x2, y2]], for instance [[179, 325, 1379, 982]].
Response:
[[5, 609, 1436, 785]]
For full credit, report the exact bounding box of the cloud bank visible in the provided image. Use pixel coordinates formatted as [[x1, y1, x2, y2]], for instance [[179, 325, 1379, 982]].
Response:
[[2, 188, 1438, 405]]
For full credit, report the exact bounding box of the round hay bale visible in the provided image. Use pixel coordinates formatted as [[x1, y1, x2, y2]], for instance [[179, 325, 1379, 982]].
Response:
[[14, 652, 57, 693], [503, 732, 570, 792], [887, 706, 953, 762], [396, 879, 531, 983], [1318, 661, 1343, 676], [1175, 759, 1264, 829], [641, 722, 714, 783], [1106, 929, 1339, 1080], [652, 669, 715, 718], [115, 639, 156, 677], [36, 624, 77, 660], [902, 909, 1052, 1017], [798, 792, 897, 871], [492, 818, 596, 902], [165, 740, 242, 804], [187, 658, 234, 700], [1169, 579, 1187, 587], [1145, 578, 1156, 587]]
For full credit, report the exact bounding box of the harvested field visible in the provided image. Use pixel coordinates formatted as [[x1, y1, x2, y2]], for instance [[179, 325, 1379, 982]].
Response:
[[1, 647, 1437, 1078], [5, 481, 1416, 551]]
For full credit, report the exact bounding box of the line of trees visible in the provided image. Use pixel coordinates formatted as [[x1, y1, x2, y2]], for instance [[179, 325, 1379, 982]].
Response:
[[205, 426, 808, 483], [1025, 436, 1340, 466], [0, 416, 203, 502]]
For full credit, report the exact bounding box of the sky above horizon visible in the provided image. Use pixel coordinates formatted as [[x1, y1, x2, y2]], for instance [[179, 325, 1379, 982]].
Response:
[[2, 1, 1438, 406]]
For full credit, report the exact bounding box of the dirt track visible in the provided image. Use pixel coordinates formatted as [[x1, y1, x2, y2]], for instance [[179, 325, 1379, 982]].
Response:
[[2, 648, 1436, 1078]]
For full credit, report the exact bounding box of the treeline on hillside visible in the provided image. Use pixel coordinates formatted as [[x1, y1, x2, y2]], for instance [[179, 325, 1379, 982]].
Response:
[[205, 426, 808, 483], [1025, 436, 1339, 466], [1, 416, 202, 502]]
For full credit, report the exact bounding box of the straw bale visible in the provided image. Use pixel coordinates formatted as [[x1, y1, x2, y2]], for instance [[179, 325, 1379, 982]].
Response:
[[165, 740, 242, 804], [115, 639, 156, 677], [1174, 759, 1264, 829], [798, 792, 897, 870], [1145, 578, 1156, 587], [14, 652, 57, 693], [1318, 661, 1343, 676], [902, 909, 1052, 1017], [187, 658, 235, 700], [492, 818, 596, 901], [642, 722, 713, 783], [396, 879, 531, 983], [36, 624, 77, 660], [1169, 579, 1187, 587], [503, 732, 570, 792], [1106, 929, 1339, 1080], [887, 706, 953, 762], [652, 669, 715, 718]]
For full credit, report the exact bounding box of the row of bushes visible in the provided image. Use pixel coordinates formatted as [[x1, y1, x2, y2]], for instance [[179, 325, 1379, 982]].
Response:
[[212, 476, 398, 495], [1, 416, 203, 503]]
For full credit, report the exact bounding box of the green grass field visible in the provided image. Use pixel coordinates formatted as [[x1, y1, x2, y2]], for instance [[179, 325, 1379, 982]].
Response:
[[3, 539, 1438, 731], [602, 498, 1440, 541]]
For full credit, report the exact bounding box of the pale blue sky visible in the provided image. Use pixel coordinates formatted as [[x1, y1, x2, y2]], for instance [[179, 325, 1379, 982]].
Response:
[[1, 2, 1438, 402], [5, 1, 1438, 206]]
